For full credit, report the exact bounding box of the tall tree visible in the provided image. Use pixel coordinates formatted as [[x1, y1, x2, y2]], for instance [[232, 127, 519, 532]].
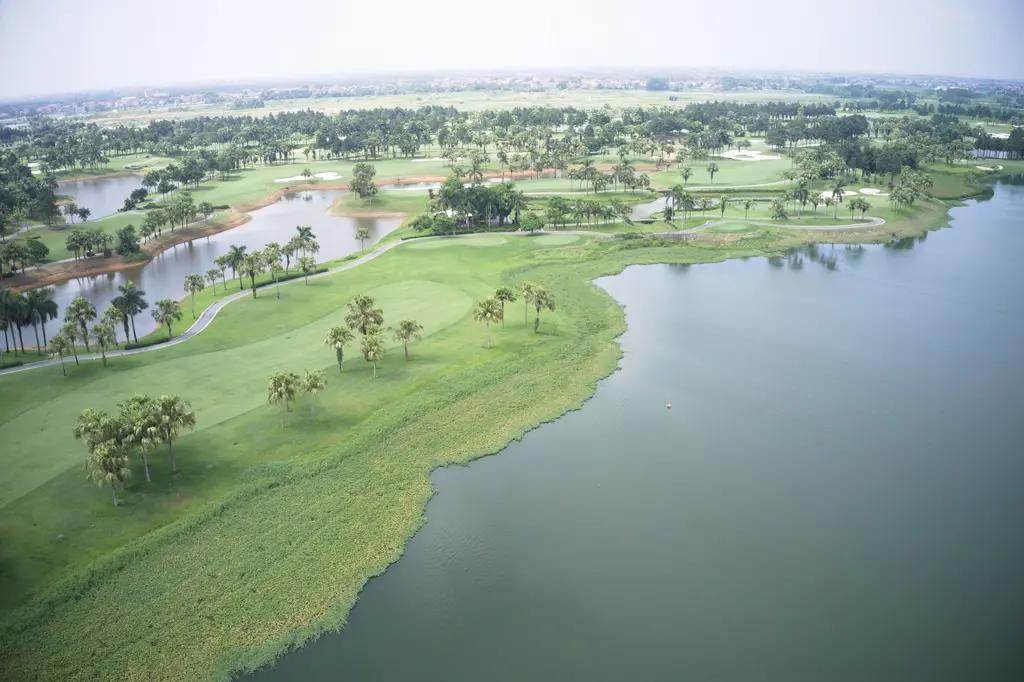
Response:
[[225, 245, 248, 289], [345, 295, 383, 335], [49, 332, 73, 376], [90, 320, 117, 366], [530, 286, 556, 333], [361, 332, 385, 377], [473, 297, 503, 347], [519, 282, 536, 325], [183, 273, 205, 318], [391, 319, 423, 360], [149, 395, 196, 474], [323, 326, 354, 371], [152, 299, 182, 339], [64, 296, 97, 352], [112, 280, 148, 343], [267, 371, 301, 423], [301, 370, 326, 416], [494, 286, 517, 326], [706, 162, 720, 184], [241, 253, 263, 297], [23, 286, 58, 353]]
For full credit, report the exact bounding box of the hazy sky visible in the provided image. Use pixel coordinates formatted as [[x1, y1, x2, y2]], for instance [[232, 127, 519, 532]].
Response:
[[1, 0, 1022, 98]]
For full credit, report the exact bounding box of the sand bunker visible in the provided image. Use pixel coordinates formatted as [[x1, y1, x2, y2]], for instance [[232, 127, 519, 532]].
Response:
[[274, 171, 341, 183], [718, 149, 781, 161], [412, 157, 445, 163], [858, 188, 889, 196], [975, 165, 1004, 171]]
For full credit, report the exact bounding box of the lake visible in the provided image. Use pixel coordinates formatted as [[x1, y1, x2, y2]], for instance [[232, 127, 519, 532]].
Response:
[[251, 180, 1024, 681]]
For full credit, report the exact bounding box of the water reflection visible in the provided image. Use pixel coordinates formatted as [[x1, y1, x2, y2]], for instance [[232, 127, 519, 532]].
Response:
[[58, 175, 143, 220], [42, 190, 400, 340]]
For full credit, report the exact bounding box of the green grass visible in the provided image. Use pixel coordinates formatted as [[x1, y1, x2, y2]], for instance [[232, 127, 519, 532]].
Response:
[[0, 180, 960, 678]]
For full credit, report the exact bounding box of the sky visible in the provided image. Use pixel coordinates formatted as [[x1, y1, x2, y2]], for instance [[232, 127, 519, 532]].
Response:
[[0, 0, 1022, 99]]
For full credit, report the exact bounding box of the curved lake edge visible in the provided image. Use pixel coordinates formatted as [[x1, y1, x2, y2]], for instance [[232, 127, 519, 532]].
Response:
[[236, 186, 1007, 679]]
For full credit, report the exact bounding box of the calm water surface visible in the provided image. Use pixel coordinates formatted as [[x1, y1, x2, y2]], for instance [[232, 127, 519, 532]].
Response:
[[43, 190, 399, 340], [252, 181, 1024, 681], [58, 175, 143, 219]]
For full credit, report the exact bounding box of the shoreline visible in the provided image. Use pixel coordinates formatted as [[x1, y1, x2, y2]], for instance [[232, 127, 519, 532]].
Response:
[[4, 212, 252, 292], [0, 185, 970, 678], [6, 167, 558, 289]]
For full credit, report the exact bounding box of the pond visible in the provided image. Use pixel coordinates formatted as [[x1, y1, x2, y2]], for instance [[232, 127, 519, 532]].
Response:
[[42, 190, 400, 340], [57, 175, 143, 220], [251, 180, 1024, 681]]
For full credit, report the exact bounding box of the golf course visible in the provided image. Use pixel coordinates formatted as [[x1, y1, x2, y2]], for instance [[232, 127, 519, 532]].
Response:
[[2, 82, 1023, 680]]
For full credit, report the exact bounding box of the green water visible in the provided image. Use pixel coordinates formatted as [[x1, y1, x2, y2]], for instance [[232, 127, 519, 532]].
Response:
[[252, 182, 1024, 681]]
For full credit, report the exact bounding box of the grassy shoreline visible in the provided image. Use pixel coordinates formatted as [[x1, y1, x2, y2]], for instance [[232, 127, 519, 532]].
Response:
[[0, 189, 953, 678]]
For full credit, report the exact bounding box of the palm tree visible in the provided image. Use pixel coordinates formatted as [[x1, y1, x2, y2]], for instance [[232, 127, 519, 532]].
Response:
[[49, 332, 73, 376], [830, 181, 846, 219], [680, 167, 693, 186], [323, 326, 354, 371], [240, 253, 263, 297], [298, 256, 316, 284], [102, 304, 124, 348], [0, 288, 18, 356], [473, 297, 503, 347], [225, 245, 248, 289], [214, 256, 229, 290], [23, 287, 58, 353], [301, 370, 326, 416], [261, 244, 283, 298], [152, 299, 182, 339], [60, 321, 80, 365], [74, 408, 131, 506], [183, 273, 205, 318], [531, 287, 556, 333], [519, 282, 536, 325], [391, 319, 423, 360], [494, 286, 517, 325], [113, 280, 148, 343], [361, 332, 385, 378], [85, 442, 132, 507], [706, 162, 719, 184], [355, 226, 371, 252], [118, 394, 158, 483], [345, 295, 383, 335], [150, 395, 196, 474], [267, 372, 301, 424], [64, 296, 97, 352], [743, 199, 754, 219], [90, 320, 117, 366], [719, 195, 729, 218], [205, 268, 221, 293], [295, 225, 316, 254]]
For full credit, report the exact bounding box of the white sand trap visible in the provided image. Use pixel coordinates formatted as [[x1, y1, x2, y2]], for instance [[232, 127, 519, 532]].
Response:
[[412, 157, 445, 163], [858, 188, 889, 196], [274, 171, 341, 183], [975, 165, 1004, 171], [718, 149, 781, 161]]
